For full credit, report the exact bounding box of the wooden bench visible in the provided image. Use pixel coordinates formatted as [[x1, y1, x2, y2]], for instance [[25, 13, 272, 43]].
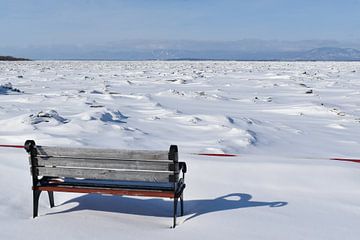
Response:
[[24, 140, 187, 228]]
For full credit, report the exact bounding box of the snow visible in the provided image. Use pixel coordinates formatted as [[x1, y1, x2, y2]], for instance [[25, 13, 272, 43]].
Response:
[[0, 61, 360, 239]]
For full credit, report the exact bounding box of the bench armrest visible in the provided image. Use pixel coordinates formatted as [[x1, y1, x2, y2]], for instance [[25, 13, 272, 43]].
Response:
[[179, 162, 187, 173], [178, 162, 187, 183]]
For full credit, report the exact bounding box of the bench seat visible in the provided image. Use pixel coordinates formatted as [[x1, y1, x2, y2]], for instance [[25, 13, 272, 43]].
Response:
[[34, 177, 184, 198]]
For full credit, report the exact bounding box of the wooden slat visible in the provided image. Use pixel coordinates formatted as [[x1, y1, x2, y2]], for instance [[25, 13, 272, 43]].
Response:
[[34, 186, 175, 198], [35, 146, 170, 161], [37, 167, 178, 182], [36, 157, 176, 171]]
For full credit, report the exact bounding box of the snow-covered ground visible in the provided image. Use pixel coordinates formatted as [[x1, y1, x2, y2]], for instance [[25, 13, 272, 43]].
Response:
[[0, 61, 359, 239]]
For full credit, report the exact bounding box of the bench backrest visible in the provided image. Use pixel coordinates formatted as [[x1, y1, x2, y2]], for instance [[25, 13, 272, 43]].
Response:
[[25, 140, 179, 183]]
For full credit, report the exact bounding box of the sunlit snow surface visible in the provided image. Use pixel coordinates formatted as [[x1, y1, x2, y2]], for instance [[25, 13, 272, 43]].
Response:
[[0, 61, 359, 239]]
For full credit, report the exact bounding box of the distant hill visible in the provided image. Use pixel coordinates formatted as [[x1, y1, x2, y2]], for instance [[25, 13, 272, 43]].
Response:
[[0, 56, 30, 61], [148, 47, 360, 61], [2, 46, 360, 61], [291, 47, 360, 61]]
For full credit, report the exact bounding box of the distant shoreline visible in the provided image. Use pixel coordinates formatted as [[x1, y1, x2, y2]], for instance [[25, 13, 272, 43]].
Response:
[[0, 56, 31, 61], [1, 56, 360, 62], [26, 59, 360, 62]]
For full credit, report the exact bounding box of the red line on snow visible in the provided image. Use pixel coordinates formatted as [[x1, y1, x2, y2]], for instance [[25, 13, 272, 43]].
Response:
[[196, 153, 360, 164], [197, 153, 238, 157], [0, 144, 359, 164], [330, 158, 360, 163], [0, 145, 24, 149]]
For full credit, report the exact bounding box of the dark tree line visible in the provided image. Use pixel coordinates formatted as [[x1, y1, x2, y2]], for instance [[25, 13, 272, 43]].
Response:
[[0, 55, 30, 61]]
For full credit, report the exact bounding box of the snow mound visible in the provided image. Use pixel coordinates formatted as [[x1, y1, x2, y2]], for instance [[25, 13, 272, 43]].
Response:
[[27, 110, 69, 125], [100, 110, 128, 123], [158, 89, 228, 101], [165, 79, 189, 84], [0, 83, 22, 94], [80, 109, 128, 124]]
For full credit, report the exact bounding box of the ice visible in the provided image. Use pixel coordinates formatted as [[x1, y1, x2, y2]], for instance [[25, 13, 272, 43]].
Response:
[[0, 61, 360, 239], [0, 82, 22, 94], [27, 110, 69, 125]]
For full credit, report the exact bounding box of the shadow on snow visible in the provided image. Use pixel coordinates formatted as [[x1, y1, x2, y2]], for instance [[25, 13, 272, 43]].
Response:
[[47, 193, 288, 221]]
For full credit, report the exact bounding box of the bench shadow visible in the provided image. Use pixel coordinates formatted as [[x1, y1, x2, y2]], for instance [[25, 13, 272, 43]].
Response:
[[46, 193, 287, 221]]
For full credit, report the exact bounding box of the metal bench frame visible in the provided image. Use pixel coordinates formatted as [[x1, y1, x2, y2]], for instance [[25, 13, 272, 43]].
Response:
[[24, 140, 187, 228]]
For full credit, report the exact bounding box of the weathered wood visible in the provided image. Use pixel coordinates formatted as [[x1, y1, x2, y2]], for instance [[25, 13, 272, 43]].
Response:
[[37, 155, 173, 163], [34, 186, 175, 198], [37, 167, 178, 182], [36, 157, 177, 171], [35, 146, 170, 160]]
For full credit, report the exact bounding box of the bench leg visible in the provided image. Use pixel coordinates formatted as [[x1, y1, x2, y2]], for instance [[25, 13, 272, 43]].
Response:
[[180, 193, 184, 216], [48, 191, 55, 208], [173, 197, 178, 228], [33, 190, 41, 218]]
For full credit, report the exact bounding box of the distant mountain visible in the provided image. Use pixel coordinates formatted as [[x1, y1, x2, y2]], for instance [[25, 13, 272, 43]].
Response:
[[150, 47, 360, 61], [292, 47, 360, 61], [2, 41, 360, 61], [0, 55, 30, 61]]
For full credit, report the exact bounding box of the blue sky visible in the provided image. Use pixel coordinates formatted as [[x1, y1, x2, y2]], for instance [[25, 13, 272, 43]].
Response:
[[0, 0, 359, 58]]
